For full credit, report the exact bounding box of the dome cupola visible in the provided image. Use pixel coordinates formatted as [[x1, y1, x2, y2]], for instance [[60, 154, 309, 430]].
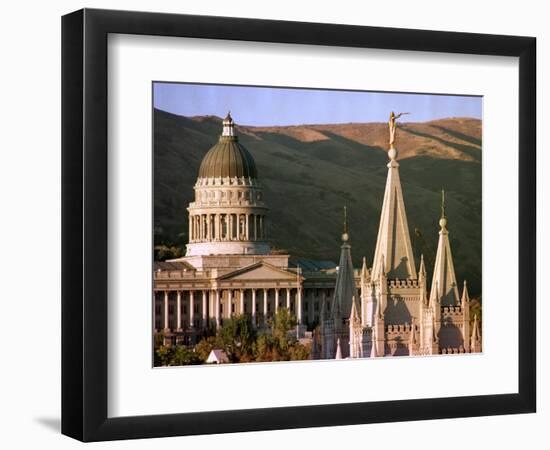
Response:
[[198, 114, 258, 179], [186, 113, 270, 257]]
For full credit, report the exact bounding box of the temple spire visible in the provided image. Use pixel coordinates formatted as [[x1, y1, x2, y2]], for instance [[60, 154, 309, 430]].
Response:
[[429, 191, 460, 306], [371, 112, 417, 280], [331, 207, 357, 321]]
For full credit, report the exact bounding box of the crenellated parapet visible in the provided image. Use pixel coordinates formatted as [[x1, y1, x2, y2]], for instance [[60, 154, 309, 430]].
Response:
[[385, 323, 416, 334], [441, 347, 466, 354], [441, 305, 464, 316], [387, 279, 421, 289]]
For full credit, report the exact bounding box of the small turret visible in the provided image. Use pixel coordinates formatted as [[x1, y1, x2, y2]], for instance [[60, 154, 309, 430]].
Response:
[[409, 319, 418, 355], [419, 254, 426, 284], [360, 256, 370, 286], [462, 280, 471, 352], [432, 315, 439, 344], [349, 296, 363, 359], [461, 280, 470, 306], [471, 314, 482, 353], [372, 296, 385, 357], [335, 338, 343, 360], [370, 337, 378, 358]]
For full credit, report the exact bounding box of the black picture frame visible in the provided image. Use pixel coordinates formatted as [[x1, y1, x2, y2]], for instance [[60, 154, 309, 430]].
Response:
[[61, 8, 536, 442]]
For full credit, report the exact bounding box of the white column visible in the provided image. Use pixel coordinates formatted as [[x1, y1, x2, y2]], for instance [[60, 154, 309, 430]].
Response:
[[176, 291, 182, 331], [196, 216, 199, 241], [202, 290, 207, 327], [197, 215, 201, 241], [215, 289, 221, 327], [189, 217, 193, 242], [228, 290, 233, 317], [297, 288, 302, 324], [321, 289, 327, 316], [189, 291, 194, 328], [196, 215, 200, 241], [275, 288, 279, 314], [251, 289, 257, 326], [263, 288, 268, 324], [163, 291, 170, 331], [216, 214, 221, 240], [228, 214, 233, 240], [245, 214, 250, 240], [239, 289, 244, 315]]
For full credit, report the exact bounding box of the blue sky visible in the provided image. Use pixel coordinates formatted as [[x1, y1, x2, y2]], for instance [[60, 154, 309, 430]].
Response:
[[153, 82, 482, 126]]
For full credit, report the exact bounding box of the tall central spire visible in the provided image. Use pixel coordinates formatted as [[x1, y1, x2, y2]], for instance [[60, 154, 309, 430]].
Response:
[[371, 112, 417, 280]]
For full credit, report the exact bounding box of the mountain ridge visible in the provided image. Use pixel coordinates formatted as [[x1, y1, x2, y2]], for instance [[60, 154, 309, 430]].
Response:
[[153, 109, 482, 295]]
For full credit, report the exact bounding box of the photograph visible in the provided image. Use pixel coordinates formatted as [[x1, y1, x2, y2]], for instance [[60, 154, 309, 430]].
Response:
[[152, 83, 482, 366]]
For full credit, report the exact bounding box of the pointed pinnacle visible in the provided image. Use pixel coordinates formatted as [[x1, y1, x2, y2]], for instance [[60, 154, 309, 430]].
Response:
[[461, 280, 470, 304]]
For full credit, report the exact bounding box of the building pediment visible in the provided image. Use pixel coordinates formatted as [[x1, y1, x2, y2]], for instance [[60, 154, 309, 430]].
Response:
[[218, 262, 300, 282]]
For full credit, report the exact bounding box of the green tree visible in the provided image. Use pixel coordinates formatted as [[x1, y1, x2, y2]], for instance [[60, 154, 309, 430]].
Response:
[[272, 307, 296, 353], [195, 336, 219, 362], [253, 308, 310, 362], [155, 345, 173, 366], [155, 344, 202, 366], [170, 345, 201, 365], [218, 315, 257, 363]]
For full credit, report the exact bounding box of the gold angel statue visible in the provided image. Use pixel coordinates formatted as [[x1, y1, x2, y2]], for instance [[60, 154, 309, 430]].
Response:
[[388, 111, 409, 146]]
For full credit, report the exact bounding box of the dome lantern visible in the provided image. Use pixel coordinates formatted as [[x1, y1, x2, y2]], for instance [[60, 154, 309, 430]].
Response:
[[222, 111, 235, 137], [197, 113, 258, 180]]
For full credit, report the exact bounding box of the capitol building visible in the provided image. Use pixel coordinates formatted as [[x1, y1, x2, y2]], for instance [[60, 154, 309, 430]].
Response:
[[153, 112, 481, 359]]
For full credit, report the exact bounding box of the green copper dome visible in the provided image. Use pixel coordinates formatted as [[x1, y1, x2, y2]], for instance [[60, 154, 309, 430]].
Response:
[[197, 114, 258, 179]]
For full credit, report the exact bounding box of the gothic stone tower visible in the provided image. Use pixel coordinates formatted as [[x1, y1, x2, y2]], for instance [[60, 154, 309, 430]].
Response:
[[320, 208, 357, 359]]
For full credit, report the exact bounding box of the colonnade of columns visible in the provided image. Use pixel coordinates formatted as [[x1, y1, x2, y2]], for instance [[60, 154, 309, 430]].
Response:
[[189, 213, 266, 243], [154, 287, 333, 333]]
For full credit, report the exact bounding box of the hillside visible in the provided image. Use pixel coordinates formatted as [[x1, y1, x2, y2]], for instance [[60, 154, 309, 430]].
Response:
[[154, 109, 482, 295]]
